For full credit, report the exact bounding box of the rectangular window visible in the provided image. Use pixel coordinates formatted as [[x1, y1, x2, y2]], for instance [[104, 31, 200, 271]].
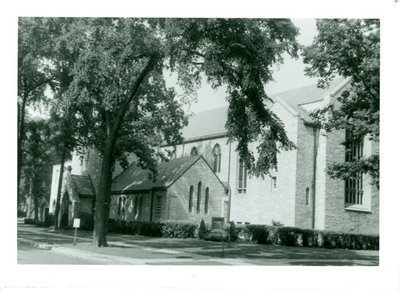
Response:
[[345, 131, 364, 206], [237, 158, 247, 193]]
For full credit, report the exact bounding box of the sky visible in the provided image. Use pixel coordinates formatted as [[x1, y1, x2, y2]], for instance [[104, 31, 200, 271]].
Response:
[[171, 18, 320, 113]]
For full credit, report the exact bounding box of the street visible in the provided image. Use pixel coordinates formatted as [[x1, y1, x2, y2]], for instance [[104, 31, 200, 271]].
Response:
[[17, 222, 379, 266], [18, 223, 379, 266]]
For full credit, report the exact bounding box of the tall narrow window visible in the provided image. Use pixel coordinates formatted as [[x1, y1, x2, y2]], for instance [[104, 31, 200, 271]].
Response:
[[190, 147, 198, 156], [118, 197, 122, 215], [204, 187, 209, 214], [237, 158, 247, 193], [344, 130, 364, 206], [212, 144, 222, 173], [133, 196, 139, 219], [305, 187, 310, 205], [197, 182, 202, 213], [138, 196, 143, 218], [121, 197, 126, 216], [188, 186, 194, 213]]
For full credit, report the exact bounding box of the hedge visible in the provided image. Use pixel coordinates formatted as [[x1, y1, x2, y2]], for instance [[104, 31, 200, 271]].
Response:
[[235, 225, 379, 250], [108, 219, 197, 238]]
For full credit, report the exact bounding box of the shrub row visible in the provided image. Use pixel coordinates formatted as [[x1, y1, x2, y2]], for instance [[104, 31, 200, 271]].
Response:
[[234, 225, 379, 250], [108, 219, 197, 238]]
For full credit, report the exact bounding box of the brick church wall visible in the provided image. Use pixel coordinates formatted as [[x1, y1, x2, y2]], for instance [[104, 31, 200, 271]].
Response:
[[167, 158, 227, 225], [323, 129, 379, 235], [294, 121, 315, 229]]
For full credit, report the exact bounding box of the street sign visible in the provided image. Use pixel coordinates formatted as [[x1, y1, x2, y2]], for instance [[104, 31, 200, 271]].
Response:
[[73, 218, 80, 228]]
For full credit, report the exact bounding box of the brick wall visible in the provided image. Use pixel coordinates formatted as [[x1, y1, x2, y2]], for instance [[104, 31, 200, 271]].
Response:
[[294, 121, 314, 229], [160, 101, 299, 226], [109, 158, 227, 226], [324, 129, 379, 235], [167, 157, 227, 225]]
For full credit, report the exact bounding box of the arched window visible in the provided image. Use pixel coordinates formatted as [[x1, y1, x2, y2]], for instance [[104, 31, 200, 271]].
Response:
[[204, 187, 209, 214], [212, 144, 222, 173], [121, 196, 126, 216], [138, 196, 143, 218], [188, 186, 194, 213], [306, 187, 310, 205], [118, 197, 122, 215], [237, 158, 247, 193], [134, 196, 139, 218], [190, 147, 198, 156], [197, 182, 202, 213]]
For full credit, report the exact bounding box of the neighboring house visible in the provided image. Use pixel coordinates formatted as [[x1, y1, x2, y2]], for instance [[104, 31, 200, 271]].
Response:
[[110, 155, 228, 225], [48, 79, 379, 235]]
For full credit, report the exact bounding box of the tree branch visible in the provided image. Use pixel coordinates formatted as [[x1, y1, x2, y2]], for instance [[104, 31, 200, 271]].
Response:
[[110, 55, 159, 142]]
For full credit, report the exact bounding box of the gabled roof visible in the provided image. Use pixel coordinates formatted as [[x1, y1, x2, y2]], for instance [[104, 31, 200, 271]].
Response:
[[179, 79, 348, 141], [112, 156, 202, 194], [270, 78, 348, 122], [70, 175, 96, 197]]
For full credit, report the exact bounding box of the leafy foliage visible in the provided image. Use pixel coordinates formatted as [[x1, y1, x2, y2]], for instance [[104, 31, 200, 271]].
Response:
[[302, 19, 380, 187], [21, 118, 57, 221], [20, 18, 300, 246]]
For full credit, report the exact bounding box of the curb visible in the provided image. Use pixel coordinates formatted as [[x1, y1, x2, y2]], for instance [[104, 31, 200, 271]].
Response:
[[18, 238, 54, 250]]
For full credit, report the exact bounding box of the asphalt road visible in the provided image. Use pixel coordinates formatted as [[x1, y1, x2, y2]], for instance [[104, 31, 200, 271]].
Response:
[[17, 222, 379, 266]]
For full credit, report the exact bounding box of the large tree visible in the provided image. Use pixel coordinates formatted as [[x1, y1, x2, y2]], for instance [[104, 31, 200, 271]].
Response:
[[18, 18, 54, 207], [45, 18, 300, 246], [302, 19, 380, 187]]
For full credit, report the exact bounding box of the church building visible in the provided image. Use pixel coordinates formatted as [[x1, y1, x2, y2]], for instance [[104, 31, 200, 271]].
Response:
[[48, 78, 379, 235]]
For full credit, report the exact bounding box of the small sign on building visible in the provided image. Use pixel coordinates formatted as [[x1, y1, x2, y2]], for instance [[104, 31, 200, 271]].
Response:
[[211, 217, 225, 230]]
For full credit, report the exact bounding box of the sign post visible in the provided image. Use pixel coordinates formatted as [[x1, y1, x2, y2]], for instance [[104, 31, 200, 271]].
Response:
[[73, 218, 80, 245]]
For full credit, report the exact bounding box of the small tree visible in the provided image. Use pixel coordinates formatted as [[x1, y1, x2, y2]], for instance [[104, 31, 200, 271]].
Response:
[[198, 219, 208, 239]]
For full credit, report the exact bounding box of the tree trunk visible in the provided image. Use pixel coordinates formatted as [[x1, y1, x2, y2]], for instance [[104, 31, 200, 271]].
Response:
[[91, 56, 157, 247], [53, 151, 66, 229], [33, 178, 39, 224], [17, 93, 28, 209], [92, 141, 114, 247]]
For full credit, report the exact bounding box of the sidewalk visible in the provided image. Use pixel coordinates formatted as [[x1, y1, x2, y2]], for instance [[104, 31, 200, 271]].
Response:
[[17, 222, 379, 266]]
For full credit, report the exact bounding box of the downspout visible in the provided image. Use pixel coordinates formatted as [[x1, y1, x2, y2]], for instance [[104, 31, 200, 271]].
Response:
[[227, 141, 232, 222], [311, 127, 319, 229]]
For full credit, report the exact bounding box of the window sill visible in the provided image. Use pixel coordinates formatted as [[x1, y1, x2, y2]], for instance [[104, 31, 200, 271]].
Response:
[[345, 205, 371, 213]]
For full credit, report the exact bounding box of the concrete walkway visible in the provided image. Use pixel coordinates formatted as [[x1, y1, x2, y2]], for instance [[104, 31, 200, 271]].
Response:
[[17, 222, 379, 266]]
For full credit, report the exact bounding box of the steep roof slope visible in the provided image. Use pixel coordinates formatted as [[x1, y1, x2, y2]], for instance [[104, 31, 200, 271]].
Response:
[[112, 156, 202, 194], [270, 78, 346, 121], [179, 79, 347, 140]]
